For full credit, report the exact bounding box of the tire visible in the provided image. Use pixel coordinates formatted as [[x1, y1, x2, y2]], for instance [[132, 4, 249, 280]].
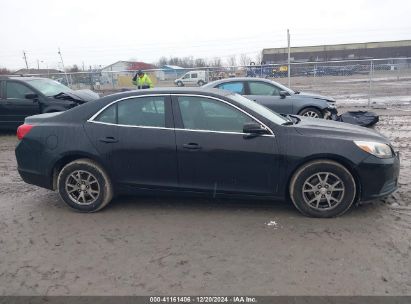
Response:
[[176, 81, 184, 87], [289, 160, 356, 218], [57, 159, 113, 212], [298, 107, 324, 119], [197, 80, 205, 86]]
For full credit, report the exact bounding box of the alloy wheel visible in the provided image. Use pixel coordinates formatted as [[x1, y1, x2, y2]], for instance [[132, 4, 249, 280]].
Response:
[[65, 170, 100, 205], [302, 172, 345, 210], [303, 111, 320, 118]]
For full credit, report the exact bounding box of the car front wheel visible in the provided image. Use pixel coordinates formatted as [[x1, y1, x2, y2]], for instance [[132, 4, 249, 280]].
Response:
[[289, 160, 357, 218], [57, 159, 113, 212], [298, 107, 323, 118]]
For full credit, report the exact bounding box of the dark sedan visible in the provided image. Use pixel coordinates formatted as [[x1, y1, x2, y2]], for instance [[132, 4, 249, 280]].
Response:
[[204, 77, 337, 119], [0, 76, 99, 129], [15, 88, 399, 217]]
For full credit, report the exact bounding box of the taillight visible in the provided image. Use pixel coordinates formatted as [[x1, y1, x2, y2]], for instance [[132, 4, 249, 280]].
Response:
[[17, 124, 34, 140]]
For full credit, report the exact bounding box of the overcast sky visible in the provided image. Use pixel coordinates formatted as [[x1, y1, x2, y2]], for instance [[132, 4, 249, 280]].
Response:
[[1, 0, 410, 70]]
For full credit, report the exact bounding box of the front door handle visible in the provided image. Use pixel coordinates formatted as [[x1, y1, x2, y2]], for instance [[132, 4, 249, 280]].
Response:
[[183, 143, 201, 150], [99, 136, 118, 143]]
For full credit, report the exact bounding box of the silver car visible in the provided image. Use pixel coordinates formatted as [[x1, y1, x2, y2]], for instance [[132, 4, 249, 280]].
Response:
[[204, 77, 337, 119]]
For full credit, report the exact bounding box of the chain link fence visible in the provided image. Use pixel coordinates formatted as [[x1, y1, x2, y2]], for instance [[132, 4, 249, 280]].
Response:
[[10, 58, 411, 107]]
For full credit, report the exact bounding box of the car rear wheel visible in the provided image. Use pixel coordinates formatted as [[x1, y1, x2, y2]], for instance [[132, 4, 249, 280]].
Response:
[[57, 159, 113, 212], [289, 160, 356, 218], [298, 107, 323, 118], [197, 80, 205, 86]]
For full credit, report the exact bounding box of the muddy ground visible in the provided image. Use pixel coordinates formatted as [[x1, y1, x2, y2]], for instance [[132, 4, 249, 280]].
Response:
[[0, 108, 410, 295]]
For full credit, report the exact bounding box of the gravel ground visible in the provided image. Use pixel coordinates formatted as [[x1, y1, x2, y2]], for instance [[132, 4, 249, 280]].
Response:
[[0, 110, 410, 296]]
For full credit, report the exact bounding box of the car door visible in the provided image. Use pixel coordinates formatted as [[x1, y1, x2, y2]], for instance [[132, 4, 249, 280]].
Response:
[[172, 94, 280, 196], [190, 72, 198, 86], [0, 80, 40, 128], [85, 95, 179, 190], [181, 73, 191, 86], [244, 80, 293, 114]]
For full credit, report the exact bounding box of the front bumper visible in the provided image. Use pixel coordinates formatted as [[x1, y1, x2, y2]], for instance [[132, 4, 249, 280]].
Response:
[[324, 107, 338, 119], [357, 151, 400, 201]]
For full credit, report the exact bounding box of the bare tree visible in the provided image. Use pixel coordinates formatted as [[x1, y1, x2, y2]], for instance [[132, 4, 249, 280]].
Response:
[[168, 57, 180, 66], [239, 54, 250, 66], [195, 58, 206, 67], [254, 52, 263, 65], [0, 67, 11, 75], [181, 56, 195, 68], [158, 56, 168, 66], [209, 57, 222, 67], [67, 64, 80, 72], [227, 55, 237, 67]]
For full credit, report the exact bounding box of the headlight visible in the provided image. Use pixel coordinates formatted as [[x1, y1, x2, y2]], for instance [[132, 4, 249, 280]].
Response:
[[327, 103, 336, 108], [354, 141, 393, 158]]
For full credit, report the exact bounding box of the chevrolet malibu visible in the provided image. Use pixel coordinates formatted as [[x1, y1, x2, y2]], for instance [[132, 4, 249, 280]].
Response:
[[15, 88, 399, 217]]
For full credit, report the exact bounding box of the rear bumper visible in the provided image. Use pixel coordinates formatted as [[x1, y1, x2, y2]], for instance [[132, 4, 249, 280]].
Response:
[[18, 169, 53, 190], [15, 139, 54, 190], [357, 152, 400, 201]]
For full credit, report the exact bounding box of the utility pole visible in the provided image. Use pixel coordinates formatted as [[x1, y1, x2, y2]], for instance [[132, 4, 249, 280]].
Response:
[[23, 51, 29, 69], [37, 59, 40, 70], [58, 47, 70, 86], [287, 29, 291, 88]]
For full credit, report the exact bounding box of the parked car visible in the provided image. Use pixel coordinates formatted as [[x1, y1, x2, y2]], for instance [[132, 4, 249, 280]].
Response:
[[15, 88, 399, 218], [204, 77, 337, 118], [174, 70, 208, 87], [0, 76, 99, 129]]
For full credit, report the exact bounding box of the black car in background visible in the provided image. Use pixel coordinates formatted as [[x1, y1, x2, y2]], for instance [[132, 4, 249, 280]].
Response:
[[0, 76, 99, 129], [15, 88, 399, 218], [204, 78, 337, 119]]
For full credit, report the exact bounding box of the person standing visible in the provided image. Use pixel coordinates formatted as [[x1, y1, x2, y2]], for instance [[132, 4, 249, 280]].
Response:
[[132, 70, 153, 89]]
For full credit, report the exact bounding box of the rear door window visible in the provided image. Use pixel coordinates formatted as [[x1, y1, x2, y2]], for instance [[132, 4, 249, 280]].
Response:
[[94, 96, 166, 128], [216, 82, 245, 94]]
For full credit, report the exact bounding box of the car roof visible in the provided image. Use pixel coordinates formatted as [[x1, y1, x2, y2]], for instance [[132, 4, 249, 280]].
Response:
[[47, 86, 239, 124], [0, 76, 52, 81], [103, 87, 232, 99], [204, 77, 273, 87]]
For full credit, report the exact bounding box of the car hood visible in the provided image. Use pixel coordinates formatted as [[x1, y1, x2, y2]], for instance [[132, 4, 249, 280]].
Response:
[[293, 116, 388, 143], [295, 91, 336, 102], [53, 89, 100, 103]]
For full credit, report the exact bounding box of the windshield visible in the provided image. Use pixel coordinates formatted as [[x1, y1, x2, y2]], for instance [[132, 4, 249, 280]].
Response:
[[228, 93, 288, 125], [25, 78, 72, 97]]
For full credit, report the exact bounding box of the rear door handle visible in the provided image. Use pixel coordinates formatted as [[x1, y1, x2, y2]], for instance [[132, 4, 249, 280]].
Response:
[[99, 136, 118, 143], [183, 143, 201, 150]]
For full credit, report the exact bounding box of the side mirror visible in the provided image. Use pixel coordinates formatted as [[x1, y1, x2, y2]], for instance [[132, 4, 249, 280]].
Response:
[[243, 122, 269, 135], [25, 93, 38, 100], [279, 91, 289, 98]]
